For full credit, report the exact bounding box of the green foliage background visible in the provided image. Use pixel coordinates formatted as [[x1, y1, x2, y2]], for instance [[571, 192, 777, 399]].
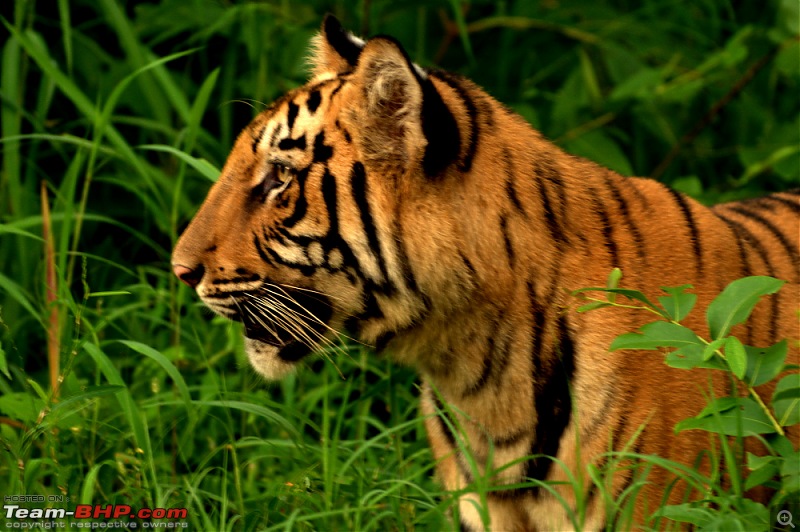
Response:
[[0, 0, 798, 529]]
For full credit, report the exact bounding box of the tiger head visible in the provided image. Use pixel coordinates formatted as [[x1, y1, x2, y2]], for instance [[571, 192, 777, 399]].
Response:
[[172, 16, 479, 378]]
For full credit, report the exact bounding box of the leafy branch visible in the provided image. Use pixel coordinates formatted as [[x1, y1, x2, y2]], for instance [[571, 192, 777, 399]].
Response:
[[574, 271, 793, 437]]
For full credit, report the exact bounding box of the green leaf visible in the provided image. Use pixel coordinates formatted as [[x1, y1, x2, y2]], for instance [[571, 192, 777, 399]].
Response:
[[654, 503, 713, 526], [780, 449, 800, 495], [744, 460, 779, 491], [745, 341, 788, 387], [747, 452, 777, 471], [702, 338, 726, 362], [47, 385, 124, 417], [87, 290, 132, 298], [82, 343, 151, 457], [0, 392, 45, 424], [42, 385, 125, 428], [606, 267, 623, 303], [724, 336, 747, 380], [658, 284, 697, 322], [773, 373, 800, 427], [79, 461, 114, 505], [118, 340, 195, 424], [610, 321, 703, 351], [572, 287, 665, 315], [609, 67, 662, 101], [675, 397, 778, 436], [670, 175, 703, 197], [0, 271, 43, 327], [666, 343, 727, 371], [706, 276, 785, 339], [0, 340, 8, 379], [577, 302, 613, 313]]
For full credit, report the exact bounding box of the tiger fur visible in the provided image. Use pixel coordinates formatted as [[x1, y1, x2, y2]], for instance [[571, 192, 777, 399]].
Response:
[[172, 16, 800, 530]]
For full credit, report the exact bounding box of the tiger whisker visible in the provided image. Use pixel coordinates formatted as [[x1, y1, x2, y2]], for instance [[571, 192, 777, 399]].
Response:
[[247, 296, 321, 349], [259, 284, 363, 345], [247, 296, 348, 379], [231, 295, 284, 344], [275, 282, 346, 303], [245, 293, 352, 371]]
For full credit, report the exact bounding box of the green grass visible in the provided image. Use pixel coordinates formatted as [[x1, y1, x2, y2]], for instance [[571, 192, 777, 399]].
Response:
[[1, 0, 798, 529]]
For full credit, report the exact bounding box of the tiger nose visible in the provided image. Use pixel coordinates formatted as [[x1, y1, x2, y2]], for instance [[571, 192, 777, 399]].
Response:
[[173, 264, 204, 289]]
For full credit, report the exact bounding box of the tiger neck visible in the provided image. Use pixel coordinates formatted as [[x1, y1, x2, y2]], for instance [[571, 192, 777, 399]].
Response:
[[374, 81, 608, 402]]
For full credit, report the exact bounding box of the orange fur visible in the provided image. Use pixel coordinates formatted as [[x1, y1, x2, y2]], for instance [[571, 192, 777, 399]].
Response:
[[173, 16, 799, 530]]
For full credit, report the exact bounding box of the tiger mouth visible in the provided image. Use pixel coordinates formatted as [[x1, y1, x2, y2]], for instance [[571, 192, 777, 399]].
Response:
[[231, 286, 335, 357]]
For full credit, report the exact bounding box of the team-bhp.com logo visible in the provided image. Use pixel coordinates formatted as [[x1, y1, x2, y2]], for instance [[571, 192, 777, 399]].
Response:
[[4, 504, 188, 527]]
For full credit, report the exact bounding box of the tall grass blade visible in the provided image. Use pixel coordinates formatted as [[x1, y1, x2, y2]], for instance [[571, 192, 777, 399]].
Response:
[[40, 181, 60, 397]]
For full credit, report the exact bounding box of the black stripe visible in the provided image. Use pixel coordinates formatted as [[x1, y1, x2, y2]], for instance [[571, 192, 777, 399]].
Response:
[[322, 15, 362, 67], [664, 186, 704, 274], [761, 193, 800, 214], [276, 226, 313, 248], [312, 132, 333, 164], [350, 162, 392, 290], [320, 168, 364, 283], [459, 518, 477, 532], [715, 213, 779, 343], [375, 331, 395, 351], [278, 134, 307, 151], [210, 273, 261, 285], [716, 211, 755, 343], [724, 191, 800, 215], [321, 168, 339, 235], [306, 90, 321, 113], [282, 168, 309, 227], [535, 162, 570, 248], [593, 196, 620, 268], [604, 174, 647, 264], [252, 125, 266, 153], [727, 204, 800, 267], [286, 101, 299, 131], [329, 79, 346, 101], [277, 342, 313, 362], [537, 159, 569, 231], [461, 310, 506, 398], [491, 425, 532, 448], [628, 178, 650, 209], [393, 219, 421, 294], [462, 343, 494, 398], [268, 123, 283, 148], [421, 76, 460, 177], [460, 252, 477, 280], [432, 71, 478, 172], [253, 234, 274, 266], [716, 212, 779, 277], [504, 148, 526, 216], [527, 315, 575, 495], [500, 214, 515, 267], [361, 291, 384, 320], [539, 178, 566, 246]]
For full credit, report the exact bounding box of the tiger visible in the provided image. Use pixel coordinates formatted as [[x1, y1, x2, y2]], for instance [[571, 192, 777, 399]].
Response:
[[172, 15, 800, 531]]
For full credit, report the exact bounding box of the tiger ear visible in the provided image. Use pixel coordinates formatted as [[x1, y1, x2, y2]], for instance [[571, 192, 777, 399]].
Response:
[[350, 36, 427, 168], [309, 15, 364, 77]]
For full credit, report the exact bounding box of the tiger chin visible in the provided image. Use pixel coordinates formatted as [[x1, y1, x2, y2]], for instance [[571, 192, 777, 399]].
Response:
[[172, 15, 799, 531]]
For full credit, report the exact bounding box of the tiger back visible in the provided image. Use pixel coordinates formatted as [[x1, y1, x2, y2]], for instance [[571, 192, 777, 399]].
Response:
[[172, 16, 800, 530]]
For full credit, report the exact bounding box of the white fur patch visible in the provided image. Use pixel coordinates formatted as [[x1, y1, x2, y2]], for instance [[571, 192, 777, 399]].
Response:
[[245, 338, 296, 380]]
